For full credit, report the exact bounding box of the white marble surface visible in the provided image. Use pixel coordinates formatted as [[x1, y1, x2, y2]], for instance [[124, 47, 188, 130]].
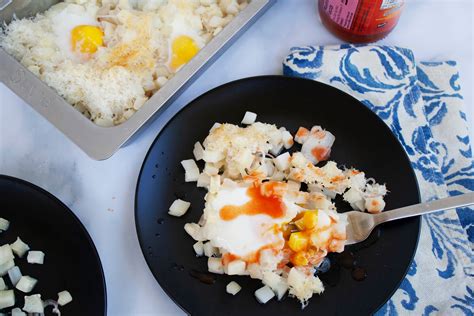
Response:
[[0, 1, 473, 315]]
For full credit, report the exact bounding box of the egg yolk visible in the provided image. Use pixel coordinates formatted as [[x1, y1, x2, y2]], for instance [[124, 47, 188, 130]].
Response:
[[71, 25, 104, 54], [170, 35, 200, 71]]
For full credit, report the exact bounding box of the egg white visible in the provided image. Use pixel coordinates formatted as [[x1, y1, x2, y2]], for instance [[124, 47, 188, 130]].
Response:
[[51, 5, 99, 60], [203, 183, 302, 258]]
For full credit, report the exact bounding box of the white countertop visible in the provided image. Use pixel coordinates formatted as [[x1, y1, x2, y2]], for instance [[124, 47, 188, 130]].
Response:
[[0, 1, 473, 315]]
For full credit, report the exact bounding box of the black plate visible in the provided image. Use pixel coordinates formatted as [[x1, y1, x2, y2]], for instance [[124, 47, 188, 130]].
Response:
[[135, 76, 420, 316], [0, 175, 106, 316]]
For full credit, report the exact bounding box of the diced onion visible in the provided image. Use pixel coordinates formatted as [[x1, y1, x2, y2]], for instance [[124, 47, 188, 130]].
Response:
[[0, 289, 15, 309], [57, 290, 73, 306], [23, 294, 44, 313], [0, 245, 14, 265], [193, 142, 204, 161], [0, 218, 9, 231], [0, 277, 5, 290], [168, 199, 191, 217], [0, 260, 14, 277], [254, 285, 275, 304], [8, 266, 22, 286], [10, 237, 30, 258], [192, 241, 204, 257], [11, 308, 26, 316], [226, 281, 241, 295], [241, 111, 257, 125], [27, 251, 45, 265], [226, 260, 246, 275], [15, 276, 37, 293], [181, 159, 200, 182], [207, 257, 224, 274]]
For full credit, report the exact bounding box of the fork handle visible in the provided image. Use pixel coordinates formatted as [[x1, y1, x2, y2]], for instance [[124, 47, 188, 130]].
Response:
[[374, 192, 474, 224]]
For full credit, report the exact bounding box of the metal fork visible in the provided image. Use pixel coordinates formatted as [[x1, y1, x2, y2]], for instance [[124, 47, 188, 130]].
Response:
[[344, 192, 474, 245]]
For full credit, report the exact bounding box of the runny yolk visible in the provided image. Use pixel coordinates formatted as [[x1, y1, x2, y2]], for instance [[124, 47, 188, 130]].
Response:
[[170, 35, 200, 71], [220, 182, 287, 221], [71, 25, 104, 54]]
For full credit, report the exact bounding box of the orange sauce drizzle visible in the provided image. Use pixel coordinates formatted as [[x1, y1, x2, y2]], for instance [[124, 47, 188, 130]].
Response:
[[220, 182, 287, 221]]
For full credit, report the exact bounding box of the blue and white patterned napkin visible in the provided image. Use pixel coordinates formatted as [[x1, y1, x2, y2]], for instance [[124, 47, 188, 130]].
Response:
[[283, 45, 473, 315]]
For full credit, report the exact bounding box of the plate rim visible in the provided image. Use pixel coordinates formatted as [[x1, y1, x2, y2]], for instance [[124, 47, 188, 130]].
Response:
[[0, 174, 108, 316], [134, 75, 421, 315]]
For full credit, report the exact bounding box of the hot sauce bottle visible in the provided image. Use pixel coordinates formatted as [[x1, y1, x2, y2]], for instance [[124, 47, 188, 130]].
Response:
[[318, 0, 405, 43]]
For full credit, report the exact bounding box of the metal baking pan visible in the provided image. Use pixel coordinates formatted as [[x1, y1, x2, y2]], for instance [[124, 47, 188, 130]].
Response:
[[0, 0, 275, 160]]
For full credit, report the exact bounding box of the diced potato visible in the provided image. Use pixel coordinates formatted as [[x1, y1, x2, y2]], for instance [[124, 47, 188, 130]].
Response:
[[27, 251, 45, 265], [193, 142, 204, 161], [197, 173, 211, 188], [288, 232, 308, 252], [226, 281, 241, 295], [226, 260, 246, 275], [11, 308, 26, 316], [23, 294, 43, 313], [365, 196, 386, 214], [0, 290, 14, 309], [281, 130, 294, 149], [202, 150, 224, 163], [316, 211, 331, 229], [274, 152, 290, 171], [287, 180, 301, 192], [168, 199, 191, 217], [192, 241, 204, 257], [0, 277, 5, 290], [209, 175, 221, 194], [310, 230, 331, 249], [0, 260, 14, 277], [57, 290, 73, 306], [203, 242, 218, 257], [203, 163, 220, 176], [0, 218, 9, 231], [241, 111, 257, 125], [0, 245, 14, 265], [262, 271, 288, 300], [247, 263, 263, 280], [15, 276, 37, 293], [270, 143, 283, 156], [184, 223, 204, 241], [8, 266, 22, 286], [207, 257, 224, 274], [181, 159, 200, 182], [294, 127, 309, 144], [10, 238, 30, 258], [254, 285, 275, 304]]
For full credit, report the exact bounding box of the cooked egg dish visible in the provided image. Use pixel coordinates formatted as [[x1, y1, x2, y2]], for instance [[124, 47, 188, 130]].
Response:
[[170, 112, 388, 307], [0, 0, 248, 126]]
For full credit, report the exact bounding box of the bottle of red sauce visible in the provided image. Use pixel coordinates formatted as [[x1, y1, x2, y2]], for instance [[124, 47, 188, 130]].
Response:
[[318, 0, 405, 43]]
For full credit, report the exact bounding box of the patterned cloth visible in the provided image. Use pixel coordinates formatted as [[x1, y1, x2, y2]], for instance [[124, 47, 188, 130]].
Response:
[[283, 45, 473, 315]]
